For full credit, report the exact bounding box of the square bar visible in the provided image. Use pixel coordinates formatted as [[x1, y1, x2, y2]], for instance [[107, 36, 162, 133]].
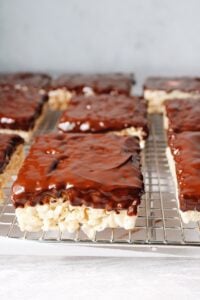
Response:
[[58, 94, 148, 148], [12, 133, 144, 239], [0, 134, 24, 203], [0, 72, 51, 91], [0, 87, 48, 142], [49, 73, 135, 110], [164, 98, 200, 132], [144, 77, 200, 113], [167, 132, 200, 223]]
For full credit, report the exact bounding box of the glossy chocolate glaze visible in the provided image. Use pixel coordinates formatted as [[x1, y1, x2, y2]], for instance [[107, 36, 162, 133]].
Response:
[[51, 73, 134, 95], [165, 99, 200, 133], [12, 133, 144, 215], [0, 88, 48, 131], [0, 72, 51, 90], [58, 95, 148, 136], [169, 132, 200, 211], [144, 77, 200, 93], [0, 134, 24, 174]]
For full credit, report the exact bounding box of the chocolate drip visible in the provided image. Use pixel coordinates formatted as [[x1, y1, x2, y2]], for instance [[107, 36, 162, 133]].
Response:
[[48, 159, 60, 173]]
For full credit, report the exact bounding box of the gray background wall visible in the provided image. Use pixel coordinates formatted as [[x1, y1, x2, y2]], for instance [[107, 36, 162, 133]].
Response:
[[0, 0, 200, 85]]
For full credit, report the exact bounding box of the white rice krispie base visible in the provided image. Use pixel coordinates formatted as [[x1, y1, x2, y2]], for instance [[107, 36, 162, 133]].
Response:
[[48, 87, 95, 110], [48, 89, 73, 110], [166, 147, 200, 223], [163, 108, 169, 130], [15, 199, 137, 239], [144, 90, 200, 114], [0, 145, 24, 203]]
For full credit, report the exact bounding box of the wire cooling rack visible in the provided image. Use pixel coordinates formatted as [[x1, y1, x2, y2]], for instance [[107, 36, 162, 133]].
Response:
[[0, 112, 200, 253]]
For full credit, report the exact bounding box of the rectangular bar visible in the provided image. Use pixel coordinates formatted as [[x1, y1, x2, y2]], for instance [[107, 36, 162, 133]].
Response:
[[49, 73, 135, 110], [0, 134, 24, 203], [0, 87, 48, 142], [58, 94, 148, 148], [12, 133, 144, 239], [144, 77, 200, 113], [167, 131, 200, 223]]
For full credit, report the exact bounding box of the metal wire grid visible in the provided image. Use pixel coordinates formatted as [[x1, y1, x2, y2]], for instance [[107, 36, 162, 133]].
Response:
[[0, 113, 200, 246]]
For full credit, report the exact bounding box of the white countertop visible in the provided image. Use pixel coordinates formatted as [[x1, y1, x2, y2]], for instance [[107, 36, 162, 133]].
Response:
[[0, 256, 200, 300]]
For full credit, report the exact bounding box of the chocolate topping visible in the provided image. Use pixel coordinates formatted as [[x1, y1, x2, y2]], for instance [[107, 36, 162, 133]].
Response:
[[0, 72, 51, 90], [0, 134, 24, 174], [12, 133, 144, 215], [0, 88, 48, 131], [169, 132, 200, 211], [58, 95, 148, 136], [165, 98, 200, 133], [51, 73, 134, 95], [144, 77, 200, 93]]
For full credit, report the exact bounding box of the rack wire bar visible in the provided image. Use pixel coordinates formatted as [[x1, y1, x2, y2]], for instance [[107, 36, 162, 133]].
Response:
[[0, 113, 200, 248]]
